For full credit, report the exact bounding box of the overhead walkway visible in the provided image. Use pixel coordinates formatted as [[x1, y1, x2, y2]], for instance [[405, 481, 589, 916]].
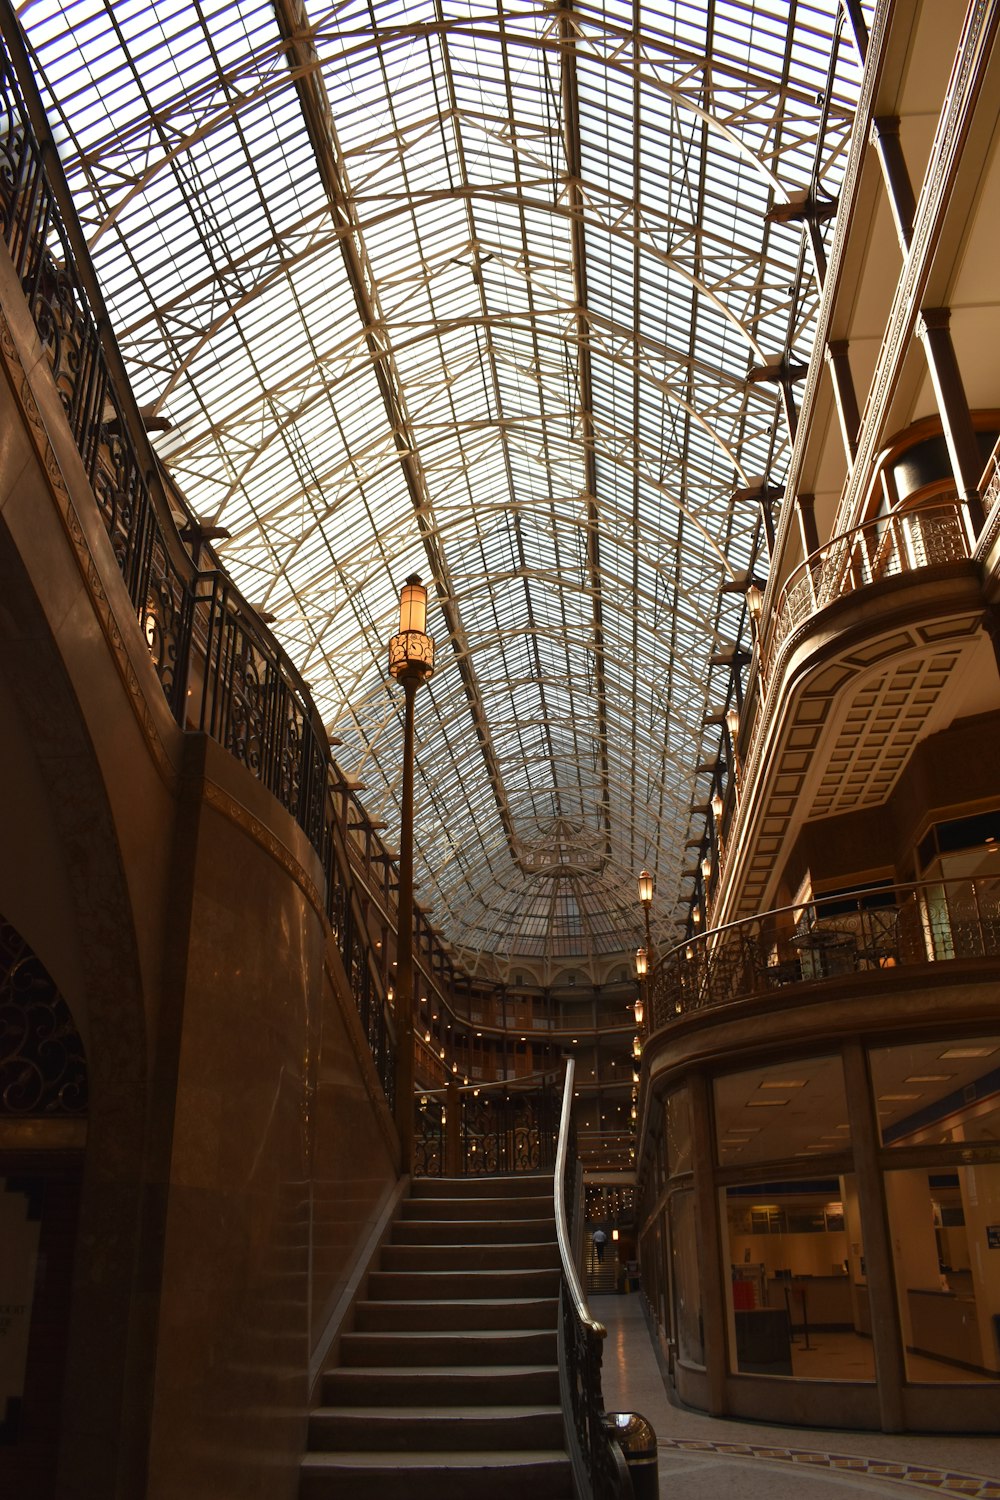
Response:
[[595, 1294, 1000, 1500]]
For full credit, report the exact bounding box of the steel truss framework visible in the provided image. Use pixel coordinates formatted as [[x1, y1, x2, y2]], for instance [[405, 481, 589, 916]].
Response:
[[20, 0, 865, 965]]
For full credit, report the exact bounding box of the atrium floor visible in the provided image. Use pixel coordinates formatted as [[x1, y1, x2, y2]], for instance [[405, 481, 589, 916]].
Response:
[[592, 1294, 1000, 1500]]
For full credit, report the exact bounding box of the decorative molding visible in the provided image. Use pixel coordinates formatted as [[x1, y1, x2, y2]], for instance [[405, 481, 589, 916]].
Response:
[[200, 778, 324, 920]]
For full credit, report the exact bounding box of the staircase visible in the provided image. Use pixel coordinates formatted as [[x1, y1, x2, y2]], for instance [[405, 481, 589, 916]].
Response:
[[586, 1250, 618, 1296], [301, 1173, 573, 1499]]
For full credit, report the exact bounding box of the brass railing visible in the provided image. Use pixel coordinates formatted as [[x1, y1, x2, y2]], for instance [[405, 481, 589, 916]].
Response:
[[651, 877, 1000, 1028], [554, 1059, 631, 1500], [762, 503, 971, 687]]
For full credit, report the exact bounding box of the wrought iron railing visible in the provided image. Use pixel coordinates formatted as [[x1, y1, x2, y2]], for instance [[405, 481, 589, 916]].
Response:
[[554, 1059, 631, 1500], [414, 1072, 559, 1177], [761, 503, 971, 686], [650, 877, 1000, 1028], [0, 38, 396, 1106]]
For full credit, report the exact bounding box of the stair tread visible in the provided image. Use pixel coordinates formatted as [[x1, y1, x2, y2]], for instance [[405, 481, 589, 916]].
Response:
[[346, 1329, 552, 1339], [302, 1449, 569, 1467], [324, 1363, 558, 1376], [313, 1404, 562, 1419], [360, 1297, 557, 1307]]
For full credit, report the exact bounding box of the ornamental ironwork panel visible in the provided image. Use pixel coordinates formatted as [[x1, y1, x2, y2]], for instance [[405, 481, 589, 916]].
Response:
[[0, 921, 87, 1116]]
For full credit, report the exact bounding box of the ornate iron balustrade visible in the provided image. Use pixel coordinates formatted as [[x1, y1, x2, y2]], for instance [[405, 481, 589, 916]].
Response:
[[650, 877, 1000, 1028], [0, 39, 396, 1106], [554, 1060, 631, 1500], [414, 1074, 559, 1177], [761, 503, 971, 687]]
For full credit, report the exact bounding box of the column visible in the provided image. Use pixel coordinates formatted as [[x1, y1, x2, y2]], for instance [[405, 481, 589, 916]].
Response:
[[917, 308, 986, 535]]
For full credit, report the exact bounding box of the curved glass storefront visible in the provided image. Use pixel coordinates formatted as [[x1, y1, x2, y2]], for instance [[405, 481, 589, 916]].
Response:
[[639, 1027, 1000, 1430]]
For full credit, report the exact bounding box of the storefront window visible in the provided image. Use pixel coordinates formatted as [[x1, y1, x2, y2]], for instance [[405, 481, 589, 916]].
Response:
[[669, 1190, 703, 1367], [722, 1175, 872, 1380], [713, 1053, 850, 1168], [885, 1164, 1000, 1383], [869, 1036, 1000, 1148], [666, 1086, 692, 1176]]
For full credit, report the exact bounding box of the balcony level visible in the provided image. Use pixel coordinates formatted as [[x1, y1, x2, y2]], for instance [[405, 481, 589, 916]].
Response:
[[651, 876, 999, 1052], [710, 496, 996, 929]]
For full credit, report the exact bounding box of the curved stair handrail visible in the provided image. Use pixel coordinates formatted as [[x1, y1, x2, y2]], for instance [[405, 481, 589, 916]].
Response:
[[554, 1058, 632, 1500]]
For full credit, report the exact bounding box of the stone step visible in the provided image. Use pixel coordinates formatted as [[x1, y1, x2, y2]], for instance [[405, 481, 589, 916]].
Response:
[[308, 1403, 564, 1452], [320, 1363, 560, 1408], [410, 1175, 552, 1200], [367, 1267, 560, 1301], [354, 1296, 558, 1332], [392, 1217, 556, 1246], [380, 1241, 560, 1272], [340, 1328, 557, 1367], [401, 1194, 555, 1221], [300, 1448, 573, 1500]]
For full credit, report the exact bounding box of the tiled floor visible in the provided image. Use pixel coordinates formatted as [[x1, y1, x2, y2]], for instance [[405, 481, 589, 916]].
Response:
[[592, 1294, 1000, 1498]]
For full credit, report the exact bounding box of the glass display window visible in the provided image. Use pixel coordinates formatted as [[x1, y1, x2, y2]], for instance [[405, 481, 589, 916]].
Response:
[[713, 1054, 850, 1167], [723, 1175, 873, 1381], [869, 1036, 1000, 1148], [665, 1086, 692, 1177], [669, 1190, 704, 1369], [884, 1164, 1000, 1383]]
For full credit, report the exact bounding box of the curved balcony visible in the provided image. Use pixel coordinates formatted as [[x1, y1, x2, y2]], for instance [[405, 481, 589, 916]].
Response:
[[650, 878, 1000, 1027], [760, 502, 972, 688]]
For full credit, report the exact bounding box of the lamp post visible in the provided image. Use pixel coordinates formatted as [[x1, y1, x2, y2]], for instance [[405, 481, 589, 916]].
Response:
[[388, 574, 434, 1171], [637, 867, 654, 957], [634, 945, 647, 1031]]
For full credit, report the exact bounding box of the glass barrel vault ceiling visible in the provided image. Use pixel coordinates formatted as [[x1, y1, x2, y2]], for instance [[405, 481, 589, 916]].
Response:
[[21, 0, 866, 968]]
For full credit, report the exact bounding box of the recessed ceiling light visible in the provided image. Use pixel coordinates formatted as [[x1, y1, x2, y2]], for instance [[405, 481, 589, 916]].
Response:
[[879, 1093, 920, 1101], [905, 1074, 951, 1082], [747, 1099, 789, 1107], [760, 1080, 807, 1089], [941, 1047, 996, 1058]]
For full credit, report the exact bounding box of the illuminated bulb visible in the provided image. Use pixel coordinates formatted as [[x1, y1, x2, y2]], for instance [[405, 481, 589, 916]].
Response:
[[633, 1034, 642, 1059], [711, 791, 723, 821], [633, 996, 644, 1026]]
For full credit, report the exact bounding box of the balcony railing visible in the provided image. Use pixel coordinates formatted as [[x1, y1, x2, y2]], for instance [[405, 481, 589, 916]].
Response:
[[761, 503, 971, 687], [415, 1073, 560, 1177], [650, 878, 1000, 1028]]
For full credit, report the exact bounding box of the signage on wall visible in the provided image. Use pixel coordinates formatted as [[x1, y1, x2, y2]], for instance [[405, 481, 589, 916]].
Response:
[[987, 1225, 1000, 1250]]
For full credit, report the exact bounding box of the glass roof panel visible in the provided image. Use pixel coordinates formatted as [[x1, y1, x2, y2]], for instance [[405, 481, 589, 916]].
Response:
[[21, 0, 867, 966]]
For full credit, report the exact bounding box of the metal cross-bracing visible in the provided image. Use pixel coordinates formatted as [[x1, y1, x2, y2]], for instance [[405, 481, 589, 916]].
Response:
[[19, 0, 865, 967]]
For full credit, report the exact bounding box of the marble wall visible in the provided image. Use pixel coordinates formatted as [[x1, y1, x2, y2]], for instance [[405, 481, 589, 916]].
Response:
[[0, 238, 400, 1500]]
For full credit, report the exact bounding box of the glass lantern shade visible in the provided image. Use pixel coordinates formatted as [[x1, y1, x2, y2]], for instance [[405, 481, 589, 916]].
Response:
[[638, 868, 654, 905], [634, 996, 644, 1026], [635, 946, 648, 977], [399, 574, 428, 634], [389, 573, 435, 681]]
